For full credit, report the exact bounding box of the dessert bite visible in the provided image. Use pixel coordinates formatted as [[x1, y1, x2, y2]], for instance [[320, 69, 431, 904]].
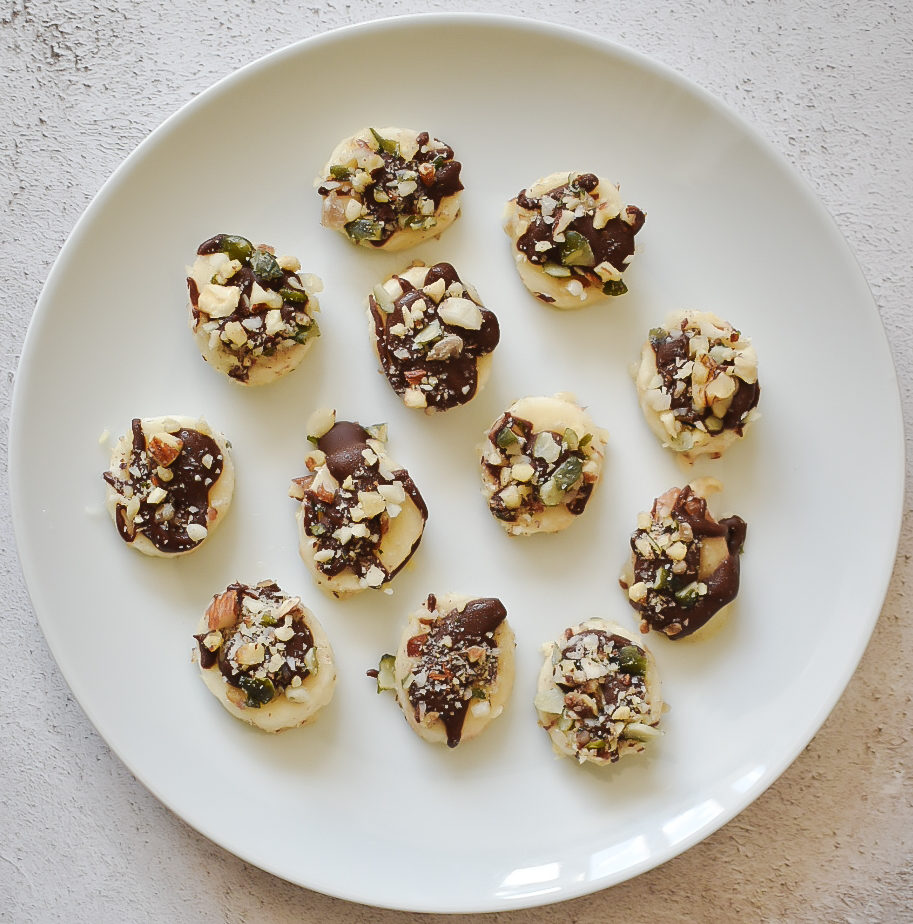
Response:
[[316, 127, 463, 251], [103, 416, 233, 556], [368, 261, 499, 411], [621, 479, 747, 639], [480, 394, 608, 535], [503, 171, 645, 308], [194, 580, 336, 732], [290, 410, 428, 598], [374, 593, 515, 748], [187, 234, 321, 385], [635, 310, 759, 461], [535, 618, 662, 765]]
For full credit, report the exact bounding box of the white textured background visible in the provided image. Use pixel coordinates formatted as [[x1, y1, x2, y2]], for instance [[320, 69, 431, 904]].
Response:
[[2, 2, 912, 921]]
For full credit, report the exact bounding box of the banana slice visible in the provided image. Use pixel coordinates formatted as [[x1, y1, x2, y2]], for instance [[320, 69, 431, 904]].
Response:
[[193, 580, 336, 733], [635, 310, 760, 461], [187, 234, 322, 386], [620, 478, 747, 639], [102, 415, 233, 557], [379, 593, 514, 747], [480, 394, 608, 535], [535, 618, 662, 765], [290, 411, 428, 598], [316, 127, 463, 251], [503, 171, 645, 309], [368, 261, 500, 412]]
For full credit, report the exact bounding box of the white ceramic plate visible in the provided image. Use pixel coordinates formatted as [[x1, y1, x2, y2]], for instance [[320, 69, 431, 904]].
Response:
[[11, 14, 903, 913]]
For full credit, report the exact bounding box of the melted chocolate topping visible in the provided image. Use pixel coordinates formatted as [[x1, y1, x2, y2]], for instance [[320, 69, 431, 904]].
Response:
[[318, 131, 463, 246], [651, 324, 760, 435], [514, 174, 645, 289], [188, 235, 316, 383], [406, 596, 507, 747], [318, 421, 373, 481], [194, 582, 315, 705], [300, 422, 427, 583], [103, 420, 223, 553], [370, 263, 500, 411], [483, 413, 594, 522], [630, 487, 746, 638], [554, 628, 650, 762]]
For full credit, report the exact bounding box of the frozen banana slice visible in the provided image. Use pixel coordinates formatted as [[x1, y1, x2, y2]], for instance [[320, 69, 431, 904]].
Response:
[[503, 171, 645, 309], [316, 127, 463, 251], [102, 416, 233, 557], [635, 310, 759, 461], [290, 411, 428, 598], [480, 394, 608, 536], [186, 234, 321, 386], [375, 593, 514, 747], [368, 261, 500, 411], [535, 618, 662, 765], [193, 580, 336, 732], [621, 479, 747, 639]]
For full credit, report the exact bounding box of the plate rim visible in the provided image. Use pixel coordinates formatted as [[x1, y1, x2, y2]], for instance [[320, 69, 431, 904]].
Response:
[[9, 12, 906, 913]]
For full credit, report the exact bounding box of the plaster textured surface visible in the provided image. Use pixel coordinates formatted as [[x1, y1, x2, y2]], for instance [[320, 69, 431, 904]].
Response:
[[1, 1, 912, 921]]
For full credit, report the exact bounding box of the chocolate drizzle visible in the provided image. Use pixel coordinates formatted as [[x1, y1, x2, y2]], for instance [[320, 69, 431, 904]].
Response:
[[370, 263, 499, 411], [514, 173, 645, 290], [405, 596, 507, 747], [299, 421, 427, 583], [630, 486, 746, 638], [103, 420, 223, 553]]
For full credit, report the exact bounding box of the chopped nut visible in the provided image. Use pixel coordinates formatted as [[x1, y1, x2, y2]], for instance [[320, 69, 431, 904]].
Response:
[[148, 433, 183, 467], [628, 582, 648, 602], [358, 490, 386, 518], [277, 596, 301, 618], [206, 589, 239, 630], [511, 462, 535, 483], [146, 486, 167, 505], [437, 296, 483, 330], [186, 523, 208, 543], [422, 277, 446, 303], [403, 387, 427, 409], [306, 407, 336, 441], [288, 476, 310, 500], [666, 541, 688, 561], [426, 334, 464, 361], [236, 643, 265, 666], [198, 283, 241, 318], [223, 320, 248, 347]]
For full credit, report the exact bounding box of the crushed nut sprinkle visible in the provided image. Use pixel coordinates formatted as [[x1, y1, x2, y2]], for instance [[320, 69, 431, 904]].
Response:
[[482, 414, 597, 522], [514, 172, 644, 296], [404, 595, 507, 748], [292, 420, 427, 589], [539, 629, 655, 763], [103, 419, 223, 553], [194, 581, 317, 708], [318, 129, 463, 246], [187, 234, 319, 382], [626, 485, 747, 639], [370, 262, 499, 410], [645, 312, 759, 450]]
